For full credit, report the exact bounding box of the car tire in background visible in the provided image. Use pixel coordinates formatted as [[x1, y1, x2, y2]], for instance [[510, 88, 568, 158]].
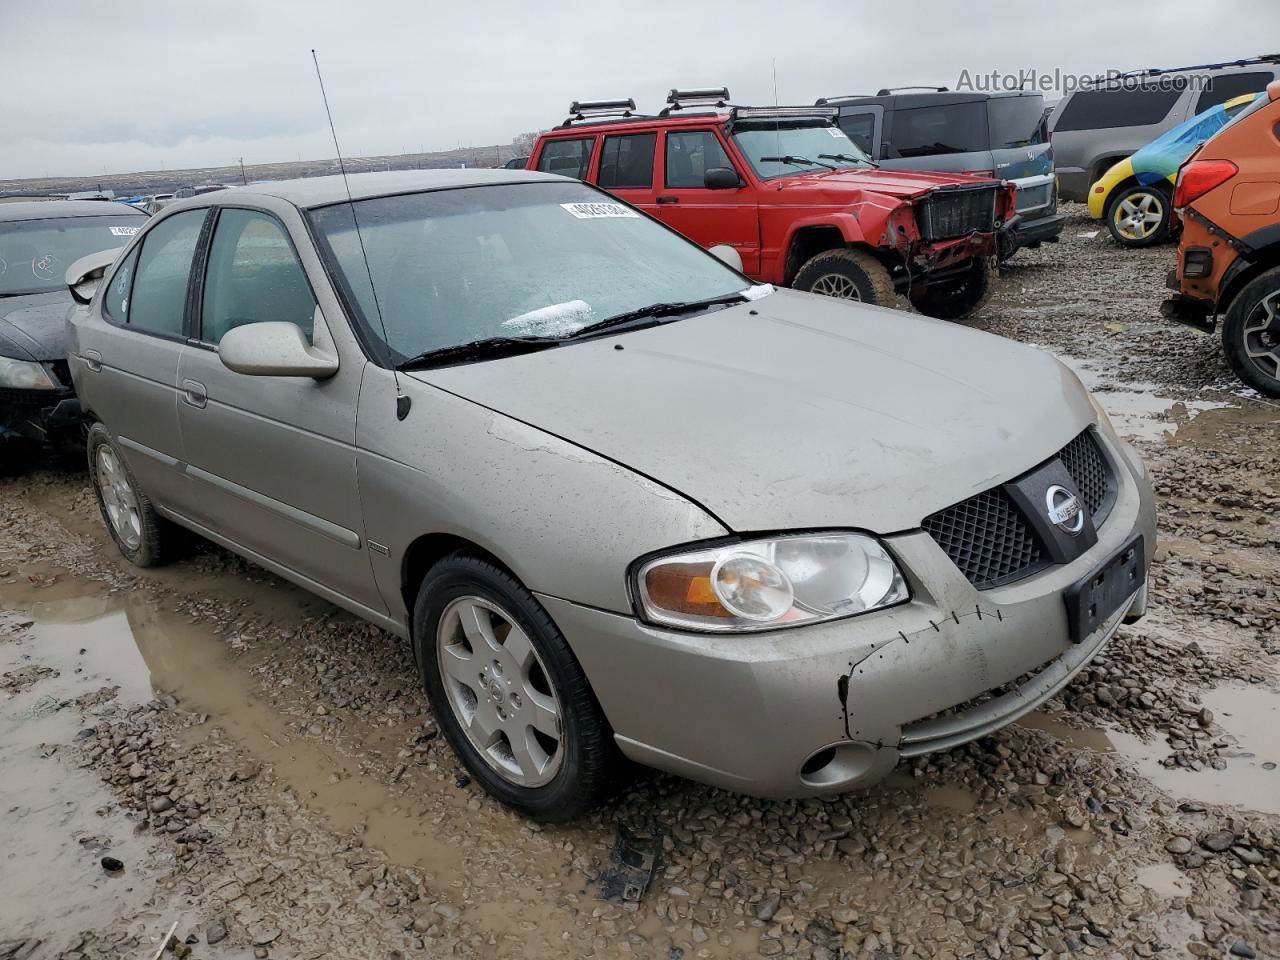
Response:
[[793, 248, 898, 307], [1105, 183, 1173, 248], [909, 257, 994, 321], [86, 421, 179, 567], [1221, 266, 1280, 398], [413, 553, 621, 821]]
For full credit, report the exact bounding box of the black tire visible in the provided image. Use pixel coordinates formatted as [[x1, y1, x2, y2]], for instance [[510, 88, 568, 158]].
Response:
[[1221, 266, 1280, 398], [86, 422, 178, 567], [1105, 182, 1173, 248], [792, 247, 899, 308], [909, 257, 994, 320], [413, 553, 621, 821]]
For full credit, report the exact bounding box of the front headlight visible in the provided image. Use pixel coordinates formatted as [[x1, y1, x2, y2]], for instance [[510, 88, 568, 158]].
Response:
[[0, 356, 57, 390], [633, 533, 909, 633]]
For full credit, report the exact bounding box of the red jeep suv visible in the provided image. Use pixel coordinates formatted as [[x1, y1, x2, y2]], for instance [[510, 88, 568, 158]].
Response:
[[528, 88, 1016, 319]]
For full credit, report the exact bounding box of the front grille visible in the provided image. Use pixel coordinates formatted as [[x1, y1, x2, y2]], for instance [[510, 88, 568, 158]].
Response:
[[923, 429, 1115, 590], [916, 186, 998, 241], [0, 386, 71, 406], [922, 488, 1046, 590]]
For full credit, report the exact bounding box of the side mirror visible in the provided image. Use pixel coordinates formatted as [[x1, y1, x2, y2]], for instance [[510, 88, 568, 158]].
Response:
[[708, 244, 743, 272], [219, 321, 339, 379], [703, 167, 741, 190], [65, 248, 123, 305]]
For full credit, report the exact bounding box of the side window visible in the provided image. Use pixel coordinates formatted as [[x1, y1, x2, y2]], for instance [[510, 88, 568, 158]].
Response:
[[535, 138, 595, 180], [201, 209, 315, 344], [598, 133, 656, 189], [1055, 87, 1182, 132], [127, 209, 206, 337], [665, 131, 734, 189], [1194, 72, 1273, 114], [103, 247, 138, 324], [883, 102, 989, 158], [838, 113, 877, 155]]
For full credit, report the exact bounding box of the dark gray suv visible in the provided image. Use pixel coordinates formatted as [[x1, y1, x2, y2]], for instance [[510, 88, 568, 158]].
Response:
[[817, 89, 1063, 260]]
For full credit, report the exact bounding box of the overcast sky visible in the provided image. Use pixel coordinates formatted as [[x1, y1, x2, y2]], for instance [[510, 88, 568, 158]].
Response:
[[3, 0, 1276, 180]]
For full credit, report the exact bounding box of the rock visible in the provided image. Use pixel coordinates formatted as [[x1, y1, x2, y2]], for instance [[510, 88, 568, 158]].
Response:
[[247, 924, 280, 945], [100, 856, 123, 874], [758, 939, 783, 957], [1230, 845, 1262, 865], [757, 893, 781, 922], [1165, 837, 1193, 854], [432, 902, 460, 921], [1240, 888, 1263, 910], [1199, 830, 1235, 852], [1229, 943, 1256, 958], [205, 921, 227, 945], [148, 796, 174, 814]]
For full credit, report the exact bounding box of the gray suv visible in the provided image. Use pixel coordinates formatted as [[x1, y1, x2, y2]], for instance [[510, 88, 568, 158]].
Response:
[[66, 170, 1155, 820], [1049, 55, 1280, 202], [817, 89, 1063, 259]]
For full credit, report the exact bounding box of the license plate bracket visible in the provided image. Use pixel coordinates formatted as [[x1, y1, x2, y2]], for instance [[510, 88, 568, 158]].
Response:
[[1064, 534, 1144, 643]]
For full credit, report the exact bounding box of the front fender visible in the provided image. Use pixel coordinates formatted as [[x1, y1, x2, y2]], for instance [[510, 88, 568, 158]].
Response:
[[1088, 158, 1135, 220]]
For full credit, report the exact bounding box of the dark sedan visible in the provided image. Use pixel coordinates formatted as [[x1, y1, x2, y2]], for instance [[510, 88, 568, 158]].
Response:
[[1, 200, 147, 458]]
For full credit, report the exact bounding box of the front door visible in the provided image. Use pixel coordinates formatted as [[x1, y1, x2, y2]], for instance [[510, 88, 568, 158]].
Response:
[[174, 206, 382, 612], [656, 129, 760, 274]]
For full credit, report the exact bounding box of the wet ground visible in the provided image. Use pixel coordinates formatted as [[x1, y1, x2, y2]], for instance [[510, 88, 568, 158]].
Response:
[[1, 204, 1277, 960]]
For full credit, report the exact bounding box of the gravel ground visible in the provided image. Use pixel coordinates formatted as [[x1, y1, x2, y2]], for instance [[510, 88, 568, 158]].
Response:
[[1, 204, 1277, 960]]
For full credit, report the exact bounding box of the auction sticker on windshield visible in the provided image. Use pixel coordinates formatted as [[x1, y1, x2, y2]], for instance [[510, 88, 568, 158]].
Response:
[[109, 226, 141, 236], [560, 202, 639, 219]]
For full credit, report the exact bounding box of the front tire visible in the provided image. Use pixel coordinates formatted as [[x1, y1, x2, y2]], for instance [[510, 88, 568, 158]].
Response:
[[413, 553, 620, 821], [1222, 267, 1280, 397], [1105, 183, 1172, 248], [909, 257, 994, 320], [792, 248, 898, 307], [86, 422, 178, 567]]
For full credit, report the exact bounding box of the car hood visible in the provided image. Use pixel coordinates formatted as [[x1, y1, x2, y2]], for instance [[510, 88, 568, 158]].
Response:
[[0, 292, 72, 362], [412, 289, 1096, 534], [776, 167, 1000, 200]]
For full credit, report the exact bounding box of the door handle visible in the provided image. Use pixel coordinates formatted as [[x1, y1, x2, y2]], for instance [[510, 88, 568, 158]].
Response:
[[656, 196, 679, 205], [83, 350, 102, 373], [182, 379, 208, 409]]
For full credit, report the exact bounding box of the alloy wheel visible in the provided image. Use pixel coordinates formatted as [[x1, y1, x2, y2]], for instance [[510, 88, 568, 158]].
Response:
[[809, 273, 862, 300], [436, 596, 564, 787], [96, 446, 142, 550], [1113, 190, 1165, 241], [1242, 290, 1280, 382]]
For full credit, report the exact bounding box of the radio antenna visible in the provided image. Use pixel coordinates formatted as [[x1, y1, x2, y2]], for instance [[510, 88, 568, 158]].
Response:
[[311, 49, 410, 420]]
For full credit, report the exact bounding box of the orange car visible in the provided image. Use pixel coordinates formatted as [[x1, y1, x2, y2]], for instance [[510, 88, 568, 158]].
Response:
[[1161, 79, 1280, 396]]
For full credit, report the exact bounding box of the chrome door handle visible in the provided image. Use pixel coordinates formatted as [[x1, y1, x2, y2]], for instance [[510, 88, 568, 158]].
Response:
[[83, 350, 102, 373], [182, 379, 207, 409]]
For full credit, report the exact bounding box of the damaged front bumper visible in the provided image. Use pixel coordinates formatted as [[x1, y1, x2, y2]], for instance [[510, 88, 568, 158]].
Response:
[[544, 431, 1156, 799], [1, 389, 82, 444]]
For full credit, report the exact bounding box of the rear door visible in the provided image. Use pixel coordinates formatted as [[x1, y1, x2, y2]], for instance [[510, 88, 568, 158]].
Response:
[[532, 136, 596, 180], [655, 128, 760, 274], [77, 208, 208, 508], [987, 95, 1056, 219], [174, 204, 382, 611], [594, 131, 659, 217]]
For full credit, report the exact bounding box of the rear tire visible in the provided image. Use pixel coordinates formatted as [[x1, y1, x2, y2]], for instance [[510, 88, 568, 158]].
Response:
[[792, 248, 899, 308], [413, 553, 621, 821], [1105, 182, 1172, 248], [86, 422, 178, 567], [910, 257, 994, 320], [1221, 267, 1280, 397]]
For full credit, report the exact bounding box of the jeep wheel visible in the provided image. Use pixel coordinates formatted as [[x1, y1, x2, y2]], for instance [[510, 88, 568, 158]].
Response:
[[1106, 183, 1172, 248], [909, 257, 994, 321], [793, 248, 898, 307], [1222, 266, 1280, 398]]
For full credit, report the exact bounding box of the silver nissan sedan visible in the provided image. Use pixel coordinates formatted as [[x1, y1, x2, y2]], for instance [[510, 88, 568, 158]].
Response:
[[65, 170, 1155, 821]]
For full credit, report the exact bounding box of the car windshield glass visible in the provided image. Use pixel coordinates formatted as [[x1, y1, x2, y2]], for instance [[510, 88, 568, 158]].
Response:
[[0, 214, 145, 296], [307, 181, 752, 363], [988, 96, 1045, 148], [731, 121, 872, 179]]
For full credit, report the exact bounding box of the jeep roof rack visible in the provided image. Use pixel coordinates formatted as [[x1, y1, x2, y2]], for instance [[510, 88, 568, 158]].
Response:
[[1119, 53, 1280, 79], [662, 87, 732, 113], [560, 98, 646, 127]]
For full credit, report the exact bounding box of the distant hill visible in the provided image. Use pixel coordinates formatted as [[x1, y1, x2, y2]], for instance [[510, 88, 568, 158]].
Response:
[[0, 143, 524, 198]]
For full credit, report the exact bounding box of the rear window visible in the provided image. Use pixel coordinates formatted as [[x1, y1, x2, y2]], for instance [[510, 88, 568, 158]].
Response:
[[535, 137, 595, 180], [883, 101, 988, 158], [988, 96, 1045, 149], [1055, 87, 1182, 132], [1194, 72, 1274, 115]]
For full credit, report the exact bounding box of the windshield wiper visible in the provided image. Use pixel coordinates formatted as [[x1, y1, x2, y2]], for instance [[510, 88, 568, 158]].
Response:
[[395, 335, 560, 371], [759, 154, 836, 170], [819, 153, 880, 168], [565, 293, 750, 340]]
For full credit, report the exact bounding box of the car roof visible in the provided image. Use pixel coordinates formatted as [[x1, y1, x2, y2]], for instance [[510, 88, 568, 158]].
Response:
[[822, 90, 1040, 109], [210, 169, 568, 209], [0, 200, 146, 222]]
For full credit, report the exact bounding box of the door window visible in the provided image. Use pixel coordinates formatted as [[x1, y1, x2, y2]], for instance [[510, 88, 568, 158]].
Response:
[[597, 133, 657, 189], [1194, 72, 1274, 114], [665, 131, 734, 188], [535, 138, 595, 179], [838, 112, 878, 155], [883, 101, 989, 158], [127, 209, 206, 337], [201, 209, 316, 344]]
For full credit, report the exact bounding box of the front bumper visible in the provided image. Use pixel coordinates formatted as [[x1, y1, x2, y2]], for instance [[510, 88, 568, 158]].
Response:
[[545, 430, 1156, 799], [1005, 211, 1066, 249], [0, 388, 81, 443]]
